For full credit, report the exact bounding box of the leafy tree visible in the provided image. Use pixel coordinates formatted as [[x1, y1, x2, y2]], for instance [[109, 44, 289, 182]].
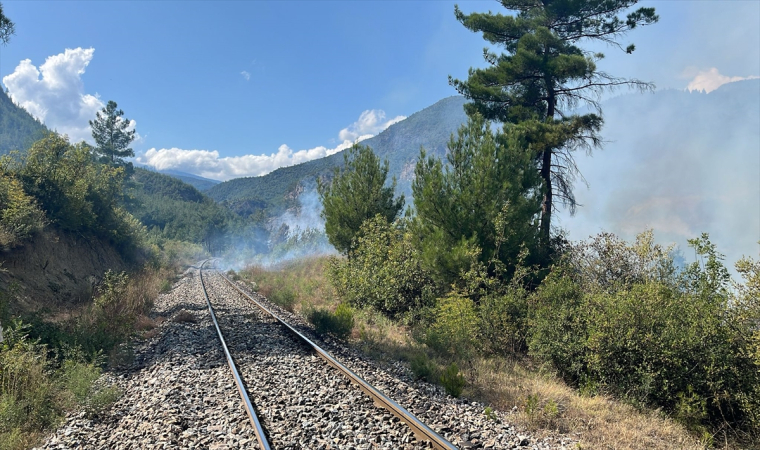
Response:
[[0, 171, 46, 249], [412, 114, 542, 286], [450, 0, 658, 246], [318, 144, 404, 255], [89, 100, 136, 166], [0, 2, 14, 45], [8, 133, 143, 251], [328, 215, 435, 319]]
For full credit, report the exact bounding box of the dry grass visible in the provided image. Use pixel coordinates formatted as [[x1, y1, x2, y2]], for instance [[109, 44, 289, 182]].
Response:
[[242, 257, 339, 313], [241, 256, 707, 450], [467, 358, 705, 450]]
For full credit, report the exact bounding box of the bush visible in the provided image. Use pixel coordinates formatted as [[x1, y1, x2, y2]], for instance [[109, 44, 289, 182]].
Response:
[[478, 288, 529, 355], [409, 351, 437, 382], [268, 287, 296, 312], [3, 134, 146, 255], [308, 303, 354, 340], [0, 172, 46, 250], [439, 363, 465, 397], [59, 355, 121, 419], [529, 233, 760, 435], [329, 215, 436, 319], [424, 292, 479, 359], [0, 321, 61, 445]]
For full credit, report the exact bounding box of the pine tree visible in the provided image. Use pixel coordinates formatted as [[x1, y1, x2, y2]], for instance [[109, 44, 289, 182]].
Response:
[[0, 2, 14, 45], [89, 100, 136, 165], [450, 0, 658, 247], [412, 114, 542, 286], [318, 144, 404, 255]]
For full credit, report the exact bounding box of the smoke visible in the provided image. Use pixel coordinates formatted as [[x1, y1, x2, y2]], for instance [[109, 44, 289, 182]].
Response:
[[558, 80, 760, 275], [269, 188, 325, 236], [219, 185, 337, 271]]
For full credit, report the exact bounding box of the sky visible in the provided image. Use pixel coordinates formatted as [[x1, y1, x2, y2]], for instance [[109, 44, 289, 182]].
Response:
[[1, 0, 759, 265]]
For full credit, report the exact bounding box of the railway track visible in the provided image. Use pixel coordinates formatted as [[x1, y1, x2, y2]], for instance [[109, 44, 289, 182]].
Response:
[[198, 260, 458, 449]]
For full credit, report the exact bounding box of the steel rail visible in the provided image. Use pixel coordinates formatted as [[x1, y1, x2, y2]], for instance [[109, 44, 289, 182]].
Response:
[[214, 266, 459, 450], [198, 260, 271, 450]]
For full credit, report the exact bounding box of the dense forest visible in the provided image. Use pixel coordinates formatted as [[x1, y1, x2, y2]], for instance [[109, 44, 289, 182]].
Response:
[[0, 89, 48, 155]]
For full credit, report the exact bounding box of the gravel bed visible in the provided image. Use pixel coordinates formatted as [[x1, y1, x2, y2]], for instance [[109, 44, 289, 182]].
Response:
[[220, 272, 579, 450], [36, 267, 260, 450], [203, 270, 429, 449]]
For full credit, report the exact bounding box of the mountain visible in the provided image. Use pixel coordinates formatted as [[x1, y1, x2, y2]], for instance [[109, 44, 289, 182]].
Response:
[[156, 169, 220, 192], [127, 168, 239, 250], [0, 90, 49, 154], [207, 96, 468, 216]]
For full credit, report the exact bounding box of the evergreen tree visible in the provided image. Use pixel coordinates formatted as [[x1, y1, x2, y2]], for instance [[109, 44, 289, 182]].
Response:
[[89, 100, 136, 165], [450, 0, 658, 246], [318, 144, 404, 255], [412, 114, 542, 286], [0, 2, 14, 45]]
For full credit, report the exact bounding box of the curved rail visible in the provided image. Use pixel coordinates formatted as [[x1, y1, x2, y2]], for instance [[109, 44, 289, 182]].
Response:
[[198, 260, 271, 450], [214, 265, 458, 450]]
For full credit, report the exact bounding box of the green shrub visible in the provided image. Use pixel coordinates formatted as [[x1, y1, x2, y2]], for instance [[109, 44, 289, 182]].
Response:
[[0, 321, 61, 437], [439, 363, 465, 397], [529, 233, 760, 434], [268, 287, 296, 312], [3, 134, 147, 256], [329, 215, 436, 319], [0, 172, 46, 250], [424, 293, 479, 359], [308, 303, 354, 340], [159, 279, 172, 293], [409, 352, 437, 382], [478, 289, 528, 355]]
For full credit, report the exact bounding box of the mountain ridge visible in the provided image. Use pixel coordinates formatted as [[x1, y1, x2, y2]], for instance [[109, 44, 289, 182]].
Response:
[[206, 96, 468, 216]]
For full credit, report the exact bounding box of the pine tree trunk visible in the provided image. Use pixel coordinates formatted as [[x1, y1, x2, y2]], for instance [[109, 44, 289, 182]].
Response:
[[540, 147, 552, 245], [540, 90, 556, 247]]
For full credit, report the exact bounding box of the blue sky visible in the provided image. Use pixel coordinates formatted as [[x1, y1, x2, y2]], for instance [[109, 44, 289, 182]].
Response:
[[3, 1, 758, 181]]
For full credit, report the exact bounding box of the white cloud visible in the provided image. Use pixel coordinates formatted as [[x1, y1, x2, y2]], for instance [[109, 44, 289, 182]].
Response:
[[338, 109, 406, 142], [137, 109, 406, 181], [138, 141, 353, 181], [686, 67, 760, 93], [1, 48, 121, 143], [241, 70, 250, 81]]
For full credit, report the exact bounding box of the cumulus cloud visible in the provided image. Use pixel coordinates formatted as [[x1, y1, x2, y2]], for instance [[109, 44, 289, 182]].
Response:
[[241, 71, 250, 81], [1, 48, 118, 143], [137, 109, 406, 181], [686, 67, 760, 93], [338, 109, 406, 142], [138, 141, 354, 181]]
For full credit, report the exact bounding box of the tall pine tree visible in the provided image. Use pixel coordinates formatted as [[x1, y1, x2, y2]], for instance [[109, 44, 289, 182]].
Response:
[[89, 100, 136, 165], [450, 0, 658, 247]]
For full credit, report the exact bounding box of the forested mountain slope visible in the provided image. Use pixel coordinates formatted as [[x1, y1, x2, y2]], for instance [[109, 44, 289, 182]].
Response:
[[0, 90, 48, 154], [207, 96, 468, 216], [127, 168, 239, 251], [156, 169, 220, 192]]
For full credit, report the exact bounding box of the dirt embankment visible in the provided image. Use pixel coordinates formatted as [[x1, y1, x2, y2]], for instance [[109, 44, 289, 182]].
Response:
[[0, 229, 128, 315]]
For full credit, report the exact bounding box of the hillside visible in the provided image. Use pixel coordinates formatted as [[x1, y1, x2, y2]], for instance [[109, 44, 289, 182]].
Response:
[[207, 96, 468, 216], [157, 169, 220, 192], [127, 168, 240, 251], [0, 90, 49, 154]]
